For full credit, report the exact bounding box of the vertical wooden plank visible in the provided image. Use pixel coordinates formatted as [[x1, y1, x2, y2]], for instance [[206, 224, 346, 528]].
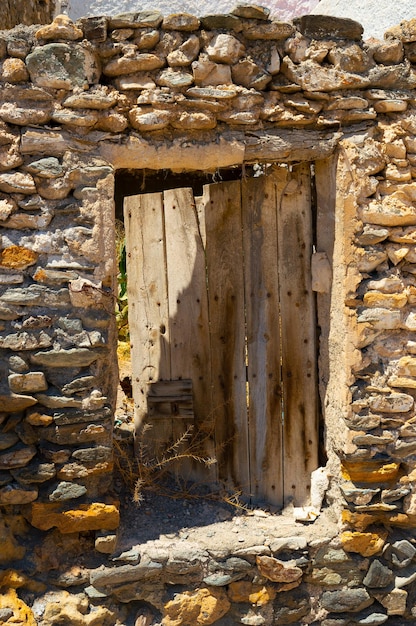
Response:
[[163, 187, 216, 480], [124, 193, 172, 450], [204, 180, 249, 494], [242, 173, 283, 507], [277, 163, 318, 506]]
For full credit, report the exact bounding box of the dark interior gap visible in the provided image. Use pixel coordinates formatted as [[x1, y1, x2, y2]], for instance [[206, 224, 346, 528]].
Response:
[[115, 165, 261, 222], [310, 163, 327, 469]]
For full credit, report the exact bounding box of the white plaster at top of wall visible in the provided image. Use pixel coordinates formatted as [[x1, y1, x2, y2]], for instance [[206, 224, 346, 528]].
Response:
[[59, 0, 416, 41], [59, 0, 319, 23]]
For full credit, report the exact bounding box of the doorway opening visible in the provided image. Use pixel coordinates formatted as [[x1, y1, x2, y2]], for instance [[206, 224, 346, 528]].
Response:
[[115, 163, 321, 507]]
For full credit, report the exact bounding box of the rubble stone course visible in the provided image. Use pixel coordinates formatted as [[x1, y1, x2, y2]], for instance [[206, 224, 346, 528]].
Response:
[[2, 5, 416, 624]]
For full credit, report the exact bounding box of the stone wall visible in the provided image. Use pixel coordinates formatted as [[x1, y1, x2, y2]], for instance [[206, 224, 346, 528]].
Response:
[[2, 6, 416, 625]]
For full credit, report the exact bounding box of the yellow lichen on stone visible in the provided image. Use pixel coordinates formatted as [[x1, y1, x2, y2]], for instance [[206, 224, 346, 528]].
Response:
[[0, 569, 27, 589], [228, 581, 276, 606], [341, 530, 388, 556], [341, 460, 400, 483], [363, 291, 407, 308], [32, 267, 49, 283], [162, 587, 230, 626], [0, 589, 37, 626], [0, 245, 37, 269], [342, 509, 416, 531], [0, 569, 46, 594], [30, 502, 120, 533]]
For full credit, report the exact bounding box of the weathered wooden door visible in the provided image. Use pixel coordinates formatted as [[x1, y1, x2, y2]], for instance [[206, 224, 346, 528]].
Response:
[[124, 164, 318, 507]]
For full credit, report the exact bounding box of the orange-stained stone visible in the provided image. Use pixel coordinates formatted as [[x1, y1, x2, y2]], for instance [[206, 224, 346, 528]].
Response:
[[341, 530, 388, 556], [363, 291, 408, 308], [32, 267, 49, 282], [256, 555, 303, 583], [163, 587, 230, 626], [342, 510, 416, 531], [0, 589, 36, 626], [0, 569, 46, 593], [228, 581, 276, 606], [30, 502, 120, 533], [341, 460, 400, 484], [25, 409, 54, 426], [0, 245, 38, 269]]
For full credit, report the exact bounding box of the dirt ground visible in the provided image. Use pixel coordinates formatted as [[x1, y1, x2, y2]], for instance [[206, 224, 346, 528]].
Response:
[[113, 354, 338, 554]]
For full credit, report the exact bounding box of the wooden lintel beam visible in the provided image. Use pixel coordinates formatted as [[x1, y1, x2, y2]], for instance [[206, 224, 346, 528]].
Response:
[[243, 129, 342, 163]]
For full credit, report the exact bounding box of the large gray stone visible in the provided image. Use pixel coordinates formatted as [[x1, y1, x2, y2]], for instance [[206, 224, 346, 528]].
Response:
[[363, 560, 394, 589], [26, 43, 100, 90], [49, 481, 88, 501], [30, 348, 100, 367], [0, 285, 70, 307], [321, 588, 373, 613], [25, 157, 64, 178], [90, 558, 163, 590], [108, 11, 163, 29], [71, 446, 112, 463]]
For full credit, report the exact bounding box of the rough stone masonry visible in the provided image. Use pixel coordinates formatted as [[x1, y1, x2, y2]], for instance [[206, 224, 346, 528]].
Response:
[[2, 5, 416, 625]]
